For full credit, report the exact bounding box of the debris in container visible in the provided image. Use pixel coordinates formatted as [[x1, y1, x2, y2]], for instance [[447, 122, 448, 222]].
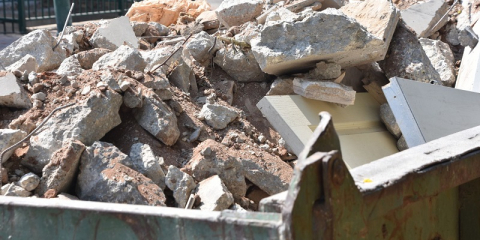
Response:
[[0, 0, 475, 214]]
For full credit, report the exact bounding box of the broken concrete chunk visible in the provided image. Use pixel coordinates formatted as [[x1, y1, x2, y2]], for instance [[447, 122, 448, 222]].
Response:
[[266, 77, 295, 96], [381, 23, 441, 85], [0, 29, 66, 72], [129, 142, 166, 189], [306, 61, 342, 80], [36, 140, 85, 197], [183, 31, 222, 67], [264, 7, 300, 26], [241, 154, 292, 195], [75, 48, 111, 70], [196, 175, 234, 211], [92, 45, 146, 72], [6, 54, 38, 73], [251, 8, 388, 75], [89, 16, 139, 50], [17, 172, 40, 192], [126, 0, 210, 26], [293, 78, 356, 105], [124, 89, 144, 108], [133, 90, 180, 146], [400, 0, 448, 38], [76, 141, 166, 206], [131, 21, 149, 37], [165, 165, 196, 208], [169, 58, 195, 92], [142, 46, 182, 73], [56, 56, 83, 77], [1, 183, 30, 197], [196, 11, 220, 30], [199, 103, 239, 130], [380, 103, 401, 139], [397, 135, 408, 151], [186, 139, 247, 199], [100, 70, 122, 92], [419, 38, 456, 87], [0, 129, 27, 163], [214, 80, 235, 105], [0, 72, 32, 108], [214, 48, 270, 82], [215, 0, 263, 28], [24, 90, 122, 173]]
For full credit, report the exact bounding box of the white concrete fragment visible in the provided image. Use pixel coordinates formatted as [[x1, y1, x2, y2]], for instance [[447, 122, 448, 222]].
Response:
[[401, 0, 449, 38], [17, 172, 40, 191], [92, 45, 146, 72], [6, 54, 38, 73], [293, 78, 356, 105], [1, 183, 30, 197], [0, 30, 66, 72], [380, 103, 401, 139], [56, 56, 83, 77], [0, 72, 32, 108], [196, 175, 234, 211], [199, 103, 239, 129], [129, 143, 166, 189], [89, 16, 139, 50], [214, 48, 270, 82], [419, 38, 456, 87], [215, 0, 263, 28], [165, 165, 196, 208]]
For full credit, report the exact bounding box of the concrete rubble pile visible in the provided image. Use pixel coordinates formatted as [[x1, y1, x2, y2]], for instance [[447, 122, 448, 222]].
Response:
[[0, 0, 474, 212]]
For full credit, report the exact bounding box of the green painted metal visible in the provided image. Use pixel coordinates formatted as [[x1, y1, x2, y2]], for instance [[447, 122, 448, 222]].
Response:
[[2, 112, 480, 239], [53, 0, 70, 33]]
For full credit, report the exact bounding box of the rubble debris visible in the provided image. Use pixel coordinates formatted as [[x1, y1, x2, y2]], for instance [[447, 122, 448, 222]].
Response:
[[183, 31, 222, 67], [92, 45, 147, 72], [215, 0, 263, 28], [6, 54, 38, 73], [186, 139, 247, 199], [133, 90, 180, 146], [293, 78, 356, 105], [266, 77, 295, 96], [196, 175, 234, 211], [400, 0, 448, 38], [1, 167, 7, 184], [76, 141, 166, 206], [143, 22, 170, 44], [196, 11, 220, 30], [75, 48, 111, 70], [169, 58, 196, 92], [131, 21, 149, 37], [380, 103, 401, 139], [0, 30, 66, 72], [129, 142, 166, 189], [381, 23, 441, 85], [198, 103, 239, 129], [252, 1, 398, 75], [0, 129, 27, 163], [165, 165, 196, 208], [397, 135, 408, 151], [126, 0, 210, 26], [56, 56, 83, 77], [1, 183, 30, 197], [306, 61, 342, 80], [456, 23, 480, 92], [213, 47, 270, 82], [89, 16, 139, 50], [36, 140, 86, 197], [419, 38, 456, 87], [0, 72, 32, 108], [24, 90, 122, 173], [17, 172, 40, 192]]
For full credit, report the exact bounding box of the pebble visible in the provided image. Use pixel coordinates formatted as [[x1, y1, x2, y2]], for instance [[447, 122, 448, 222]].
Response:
[[81, 85, 91, 95], [71, 80, 79, 88], [28, 71, 38, 85], [119, 81, 131, 92], [32, 83, 44, 93], [201, 147, 212, 157], [258, 134, 266, 143], [31, 92, 46, 101], [17, 172, 40, 191], [33, 100, 43, 108]]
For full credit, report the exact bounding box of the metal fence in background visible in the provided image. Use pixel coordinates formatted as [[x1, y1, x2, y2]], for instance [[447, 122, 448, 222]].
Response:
[[0, 0, 137, 34]]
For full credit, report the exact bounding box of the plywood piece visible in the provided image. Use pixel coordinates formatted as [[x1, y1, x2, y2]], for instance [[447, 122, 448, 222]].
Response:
[[384, 77, 480, 148], [257, 93, 399, 169], [363, 80, 387, 104]]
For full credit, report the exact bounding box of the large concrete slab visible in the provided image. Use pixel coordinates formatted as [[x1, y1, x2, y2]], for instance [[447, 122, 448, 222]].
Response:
[[384, 77, 480, 148], [456, 22, 480, 92], [257, 93, 398, 168]]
